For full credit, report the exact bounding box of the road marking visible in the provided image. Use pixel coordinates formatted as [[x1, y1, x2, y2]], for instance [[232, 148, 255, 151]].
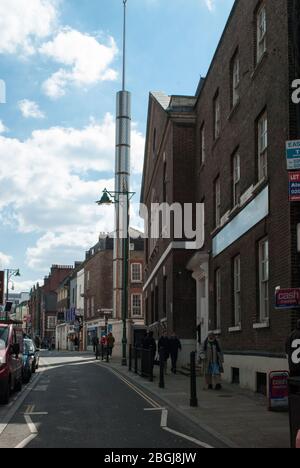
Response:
[[23, 412, 48, 416], [0, 373, 42, 436], [161, 409, 168, 428], [15, 434, 37, 449], [107, 368, 160, 409], [24, 415, 38, 434], [163, 426, 213, 449], [107, 366, 214, 449], [33, 385, 48, 392]]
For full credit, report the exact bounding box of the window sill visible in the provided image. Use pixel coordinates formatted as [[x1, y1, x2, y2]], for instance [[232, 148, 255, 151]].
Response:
[[228, 325, 242, 333], [253, 321, 270, 329], [251, 51, 268, 80]]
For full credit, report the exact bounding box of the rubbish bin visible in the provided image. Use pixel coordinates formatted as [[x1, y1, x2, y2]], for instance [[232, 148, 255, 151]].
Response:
[[288, 377, 300, 448]]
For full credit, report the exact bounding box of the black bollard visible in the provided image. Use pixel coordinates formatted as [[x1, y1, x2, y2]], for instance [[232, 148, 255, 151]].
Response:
[[106, 345, 109, 363], [190, 351, 198, 407], [129, 344, 132, 372], [149, 346, 153, 382], [101, 344, 104, 361], [134, 347, 138, 374], [159, 347, 165, 389]]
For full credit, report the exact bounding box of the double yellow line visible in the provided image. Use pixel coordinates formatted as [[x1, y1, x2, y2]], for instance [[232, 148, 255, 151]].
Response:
[[108, 367, 161, 409]]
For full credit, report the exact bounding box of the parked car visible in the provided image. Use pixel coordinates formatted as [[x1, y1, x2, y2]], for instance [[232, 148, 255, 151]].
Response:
[[0, 321, 23, 405], [23, 339, 40, 383]]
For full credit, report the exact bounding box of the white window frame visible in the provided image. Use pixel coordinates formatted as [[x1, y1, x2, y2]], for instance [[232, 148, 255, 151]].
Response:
[[257, 4, 267, 63], [131, 263, 142, 283], [215, 177, 221, 227], [214, 94, 221, 140], [233, 152, 241, 207], [233, 256, 241, 327], [259, 238, 269, 322], [258, 112, 268, 181], [131, 294, 142, 317], [47, 316, 57, 330], [232, 54, 240, 107], [200, 125, 206, 164], [215, 269, 221, 330]]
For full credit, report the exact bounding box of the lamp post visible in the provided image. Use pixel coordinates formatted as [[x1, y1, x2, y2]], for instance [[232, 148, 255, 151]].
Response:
[[5, 269, 21, 320], [96, 189, 135, 366]]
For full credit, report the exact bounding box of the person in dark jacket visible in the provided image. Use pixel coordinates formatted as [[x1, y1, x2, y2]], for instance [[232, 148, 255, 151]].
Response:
[[169, 332, 182, 374], [286, 320, 300, 377], [142, 331, 156, 377], [158, 331, 170, 373]]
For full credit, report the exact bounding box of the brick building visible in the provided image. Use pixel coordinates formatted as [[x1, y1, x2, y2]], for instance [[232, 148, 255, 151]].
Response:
[[83, 232, 145, 354], [141, 93, 198, 363], [29, 265, 75, 344], [142, 0, 300, 390]]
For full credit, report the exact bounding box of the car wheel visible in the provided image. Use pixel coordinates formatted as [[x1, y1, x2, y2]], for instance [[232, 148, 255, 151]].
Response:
[[15, 376, 22, 392], [0, 379, 10, 405]]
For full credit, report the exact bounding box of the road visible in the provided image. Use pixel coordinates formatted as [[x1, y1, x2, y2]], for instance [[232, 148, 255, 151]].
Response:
[[0, 352, 222, 449]]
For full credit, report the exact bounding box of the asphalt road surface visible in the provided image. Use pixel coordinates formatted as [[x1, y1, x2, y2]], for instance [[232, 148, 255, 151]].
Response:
[[0, 352, 223, 449]]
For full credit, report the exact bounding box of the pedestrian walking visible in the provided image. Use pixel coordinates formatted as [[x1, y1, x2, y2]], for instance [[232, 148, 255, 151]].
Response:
[[286, 319, 300, 377], [100, 335, 108, 360], [201, 332, 224, 390], [142, 331, 157, 376], [107, 332, 115, 357], [92, 335, 98, 354], [158, 330, 170, 374], [169, 332, 182, 374], [94, 337, 100, 360]]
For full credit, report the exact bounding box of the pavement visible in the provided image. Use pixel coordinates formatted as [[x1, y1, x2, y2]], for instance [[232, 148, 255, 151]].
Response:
[[106, 355, 291, 449]]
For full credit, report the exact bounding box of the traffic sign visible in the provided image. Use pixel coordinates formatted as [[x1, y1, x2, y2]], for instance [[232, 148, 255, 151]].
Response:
[[289, 172, 300, 201], [287, 140, 300, 170]]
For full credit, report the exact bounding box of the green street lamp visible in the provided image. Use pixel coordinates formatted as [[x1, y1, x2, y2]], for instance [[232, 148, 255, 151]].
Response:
[[96, 188, 135, 366], [5, 269, 21, 320]]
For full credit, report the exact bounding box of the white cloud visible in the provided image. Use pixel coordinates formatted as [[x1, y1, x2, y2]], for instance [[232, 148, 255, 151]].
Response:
[[40, 28, 118, 99], [0, 115, 145, 271], [0, 120, 8, 133], [0, 252, 12, 268], [0, 0, 58, 55], [12, 279, 43, 293], [19, 99, 45, 119]]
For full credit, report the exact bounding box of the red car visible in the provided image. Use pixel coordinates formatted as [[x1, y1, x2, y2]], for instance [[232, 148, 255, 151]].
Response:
[[0, 320, 23, 404]]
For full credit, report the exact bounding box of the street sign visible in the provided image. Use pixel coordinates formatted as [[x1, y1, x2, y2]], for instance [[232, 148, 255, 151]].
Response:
[[275, 288, 300, 309], [269, 371, 289, 411], [289, 172, 300, 201], [286, 140, 300, 170]]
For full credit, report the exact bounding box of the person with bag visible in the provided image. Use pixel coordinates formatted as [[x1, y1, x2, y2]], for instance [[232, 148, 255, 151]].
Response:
[[201, 332, 224, 390]]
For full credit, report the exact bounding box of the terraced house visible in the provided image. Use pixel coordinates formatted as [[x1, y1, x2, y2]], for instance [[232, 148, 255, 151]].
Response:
[[141, 0, 300, 391]]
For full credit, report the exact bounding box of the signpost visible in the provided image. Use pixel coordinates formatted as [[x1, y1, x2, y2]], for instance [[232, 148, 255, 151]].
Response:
[[286, 140, 300, 170], [275, 288, 300, 310], [289, 172, 300, 201], [269, 371, 289, 411]]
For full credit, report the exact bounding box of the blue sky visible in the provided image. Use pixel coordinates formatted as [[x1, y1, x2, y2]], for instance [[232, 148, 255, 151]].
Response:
[[0, 0, 234, 292]]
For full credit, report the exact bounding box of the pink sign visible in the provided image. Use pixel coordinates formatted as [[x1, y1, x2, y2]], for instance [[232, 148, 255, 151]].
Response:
[[275, 288, 300, 309], [269, 371, 289, 410]]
